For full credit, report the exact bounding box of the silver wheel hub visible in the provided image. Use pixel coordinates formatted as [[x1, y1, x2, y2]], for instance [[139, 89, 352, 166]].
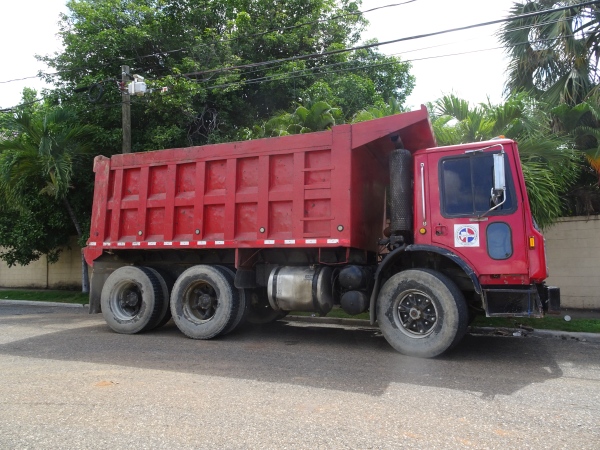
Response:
[[394, 290, 438, 338]]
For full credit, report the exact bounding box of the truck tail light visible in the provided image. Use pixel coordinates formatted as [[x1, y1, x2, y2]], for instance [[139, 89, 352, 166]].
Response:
[[528, 236, 536, 249]]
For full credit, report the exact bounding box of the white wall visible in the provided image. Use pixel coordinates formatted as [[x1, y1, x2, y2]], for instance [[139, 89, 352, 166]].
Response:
[[544, 216, 600, 309]]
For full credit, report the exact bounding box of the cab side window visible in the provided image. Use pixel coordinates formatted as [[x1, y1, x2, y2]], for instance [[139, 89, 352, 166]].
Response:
[[439, 152, 515, 217]]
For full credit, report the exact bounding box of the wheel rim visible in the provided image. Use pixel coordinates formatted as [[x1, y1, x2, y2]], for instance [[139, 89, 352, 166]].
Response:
[[111, 281, 143, 320], [182, 281, 219, 323], [393, 289, 438, 338]]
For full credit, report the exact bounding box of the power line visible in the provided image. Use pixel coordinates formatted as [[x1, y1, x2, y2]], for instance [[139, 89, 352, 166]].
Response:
[[2, 0, 596, 87], [178, 0, 600, 79], [0, 98, 44, 113], [0, 1, 418, 85], [0, 26, 582, 114], [147, 33, 578, 104], [118, 0, 418, 63], [2, 1, 598, 112], [209, 15, 576, 83]]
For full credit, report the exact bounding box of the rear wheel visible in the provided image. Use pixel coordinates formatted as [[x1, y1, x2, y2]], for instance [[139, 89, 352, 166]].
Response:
[[377, 269, 468, 358], [170, 265, 240, 339], [215, 266, 249, 335], [101, 266, 166, 334], [149, 268, 175, 328]]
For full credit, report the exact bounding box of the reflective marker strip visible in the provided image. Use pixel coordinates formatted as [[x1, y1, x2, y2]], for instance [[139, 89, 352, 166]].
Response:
[[95, 238, 350, 248]]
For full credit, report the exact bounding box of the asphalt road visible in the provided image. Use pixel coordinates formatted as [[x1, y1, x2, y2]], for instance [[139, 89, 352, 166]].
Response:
[[1, 302, 599, 449]]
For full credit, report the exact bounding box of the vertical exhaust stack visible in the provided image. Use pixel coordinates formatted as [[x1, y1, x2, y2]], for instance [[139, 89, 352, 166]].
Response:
[[389, 136, 413, 237]]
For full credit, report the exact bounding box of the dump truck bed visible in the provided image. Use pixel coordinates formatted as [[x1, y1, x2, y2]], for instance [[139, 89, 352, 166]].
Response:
[[85, 106, 434, 265]]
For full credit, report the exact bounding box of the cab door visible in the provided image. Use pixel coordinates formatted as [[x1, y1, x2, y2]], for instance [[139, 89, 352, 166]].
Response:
[[426, 144, 529, 281]]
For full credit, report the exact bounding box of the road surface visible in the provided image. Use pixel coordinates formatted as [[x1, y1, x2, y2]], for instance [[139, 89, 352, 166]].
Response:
[[1, 302, 599, 449]]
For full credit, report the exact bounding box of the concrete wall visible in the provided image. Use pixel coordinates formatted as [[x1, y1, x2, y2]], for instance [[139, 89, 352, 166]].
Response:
[[0, 237, 84, 290], [544, 215, 600, 310], [1, 218, 599, 309]]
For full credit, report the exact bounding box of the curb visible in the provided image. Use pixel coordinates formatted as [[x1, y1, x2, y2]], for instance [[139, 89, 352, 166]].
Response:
[[285, 315, 600, 342], [0, 299, 87, 309]]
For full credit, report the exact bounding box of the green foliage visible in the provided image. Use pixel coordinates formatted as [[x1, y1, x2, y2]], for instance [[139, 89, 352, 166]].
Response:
[[500, 0, 600, 106], [0, 187, 70, 266], [499, 1, 600, 209], [39, 0, 413, 151], [552, 100, 600, 167], [252, 100, 340, 137], [0, 101, 94, 290], [0, 290, 90, 303], [0, 108, 95, 202], [351, 97, 406, 123]]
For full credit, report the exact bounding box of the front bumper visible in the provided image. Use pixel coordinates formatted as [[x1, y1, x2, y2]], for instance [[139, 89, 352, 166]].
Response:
[[482, 284, 560, 317]]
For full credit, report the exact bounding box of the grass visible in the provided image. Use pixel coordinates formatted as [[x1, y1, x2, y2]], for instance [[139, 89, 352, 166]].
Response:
[[291, 307, 600, 334], [0, 290, 88, 305], [471, 316, 600, 334]]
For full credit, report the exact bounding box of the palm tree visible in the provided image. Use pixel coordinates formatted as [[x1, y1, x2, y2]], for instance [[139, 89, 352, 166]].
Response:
[[0, 108, 95, 293], [351, 98, 406, 123], [254, 100, 341, 137], [499, 0, 600, 106], [432, 94, 580, 228]]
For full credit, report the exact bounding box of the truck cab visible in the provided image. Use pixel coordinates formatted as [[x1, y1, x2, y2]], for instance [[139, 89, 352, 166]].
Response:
[[412, 139, 552, 316]]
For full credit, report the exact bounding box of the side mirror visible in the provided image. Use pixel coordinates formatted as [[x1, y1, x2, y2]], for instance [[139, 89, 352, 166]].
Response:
[[492, 152, 506, 205]]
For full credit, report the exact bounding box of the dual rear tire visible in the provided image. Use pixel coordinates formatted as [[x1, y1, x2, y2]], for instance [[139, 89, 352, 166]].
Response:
[[170, 265, 242, 339], [100, 266, 168, 334], [101, 264, 246, 339]]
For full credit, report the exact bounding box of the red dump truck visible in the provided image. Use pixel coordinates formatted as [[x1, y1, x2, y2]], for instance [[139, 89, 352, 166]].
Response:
[[84, 106, 560, 357]]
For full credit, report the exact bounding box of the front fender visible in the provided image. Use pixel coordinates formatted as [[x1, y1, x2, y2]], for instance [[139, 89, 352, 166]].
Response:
[[369, 244, 481, 324]]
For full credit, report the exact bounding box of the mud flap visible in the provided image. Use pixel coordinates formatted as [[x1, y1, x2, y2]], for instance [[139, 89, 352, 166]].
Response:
[[540, 285, 561, 315]]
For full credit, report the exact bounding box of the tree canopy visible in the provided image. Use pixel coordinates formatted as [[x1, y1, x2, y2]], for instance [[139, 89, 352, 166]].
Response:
[[0, 104, 95, 291], [40, 0, 414, 152], [500, 0, 600, 105], [500, 0, 600, 214]]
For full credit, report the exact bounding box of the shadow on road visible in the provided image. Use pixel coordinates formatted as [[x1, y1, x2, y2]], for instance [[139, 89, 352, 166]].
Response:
[[1, 305, 590, 398]]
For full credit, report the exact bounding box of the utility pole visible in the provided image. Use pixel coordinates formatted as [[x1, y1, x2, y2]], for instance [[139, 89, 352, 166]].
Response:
[[121, 65, 131, 154]]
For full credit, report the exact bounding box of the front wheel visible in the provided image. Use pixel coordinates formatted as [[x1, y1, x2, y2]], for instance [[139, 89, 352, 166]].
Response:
[[377, 269, 468, 358]]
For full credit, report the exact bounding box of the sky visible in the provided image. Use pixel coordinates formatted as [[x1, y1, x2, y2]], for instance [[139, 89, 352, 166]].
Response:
[[0, 0, 517, 110]]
